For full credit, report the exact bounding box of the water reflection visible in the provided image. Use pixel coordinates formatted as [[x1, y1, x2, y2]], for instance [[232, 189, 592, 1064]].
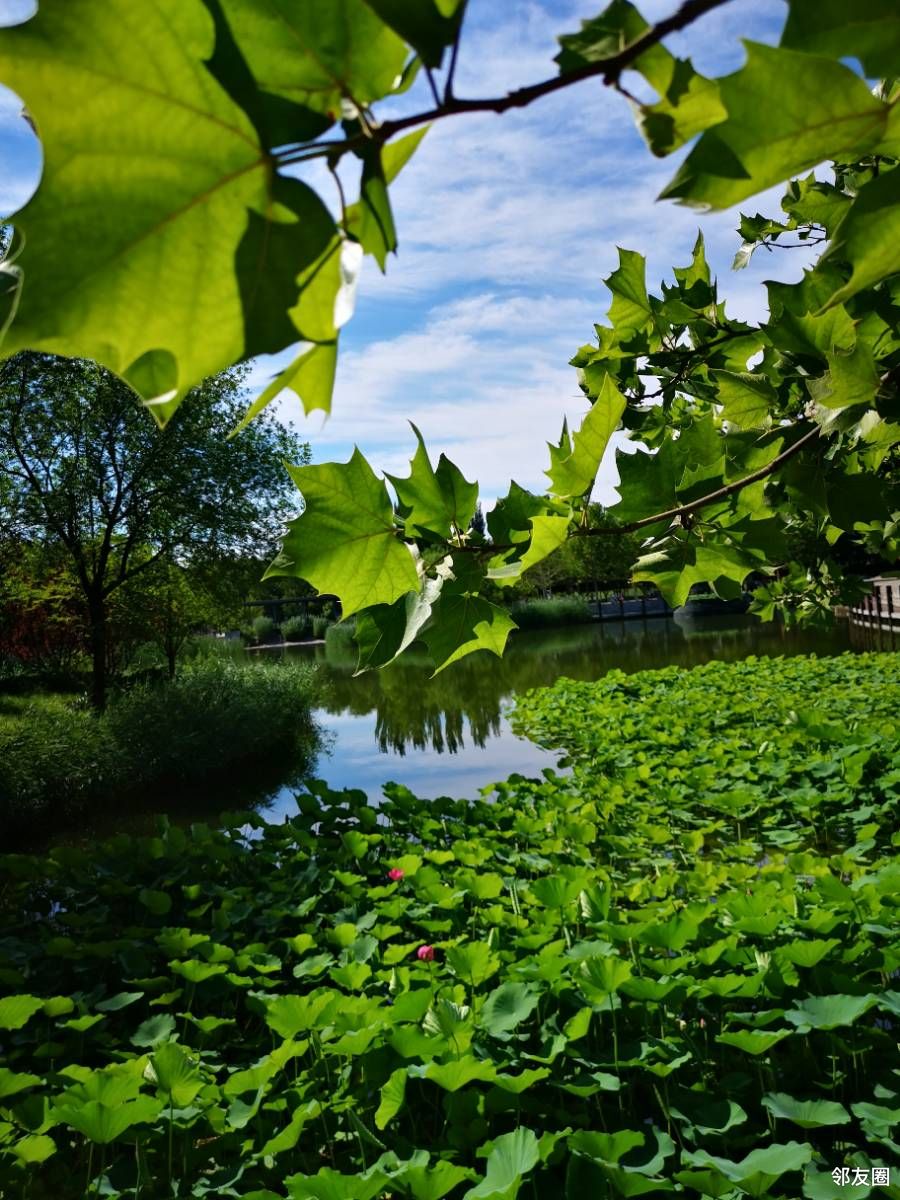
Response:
[[291, 615, 852, 757]]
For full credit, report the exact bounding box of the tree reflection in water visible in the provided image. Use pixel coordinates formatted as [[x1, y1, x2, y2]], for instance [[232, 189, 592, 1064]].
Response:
[[285, 615, 852, 756]]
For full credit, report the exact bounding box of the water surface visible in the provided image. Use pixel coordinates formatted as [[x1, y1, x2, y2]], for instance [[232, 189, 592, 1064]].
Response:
[[262, 613, 853, 819]]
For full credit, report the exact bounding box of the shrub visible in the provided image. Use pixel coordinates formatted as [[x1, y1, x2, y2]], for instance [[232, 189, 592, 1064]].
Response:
[[0, 660, 318, 834], [281, 614, 311, 642], [251, 614, 279, 643], [311, 614, 330, 638], [509, 595, 593, 629]]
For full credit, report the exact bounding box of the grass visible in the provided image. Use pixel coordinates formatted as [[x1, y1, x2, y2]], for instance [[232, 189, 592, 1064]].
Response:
[[0, 651, 897, 1197], [508, 595, 594, 629]]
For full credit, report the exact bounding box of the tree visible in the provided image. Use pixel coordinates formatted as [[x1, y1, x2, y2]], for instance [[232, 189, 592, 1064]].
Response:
[[0, 355, 307, 706], [0, 1, 898, 673]]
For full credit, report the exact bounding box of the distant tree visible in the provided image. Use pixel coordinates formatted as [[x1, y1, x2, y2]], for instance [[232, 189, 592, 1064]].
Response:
[[0, 354, 308, 707], [469, 501, 487, 539], [569, 505, 642, 594]]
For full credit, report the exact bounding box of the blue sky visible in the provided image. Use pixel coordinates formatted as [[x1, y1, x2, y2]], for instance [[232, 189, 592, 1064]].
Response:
[[0, 0, 804, 506]]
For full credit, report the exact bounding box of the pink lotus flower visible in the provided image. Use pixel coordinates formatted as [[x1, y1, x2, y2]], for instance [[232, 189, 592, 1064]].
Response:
[[388, 868, 405, 881], [417, 945, 435, 962]]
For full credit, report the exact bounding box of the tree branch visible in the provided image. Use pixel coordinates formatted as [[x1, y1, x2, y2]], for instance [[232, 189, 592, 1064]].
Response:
[[276, 0, 734, 169], [580, 422, 822, 536]]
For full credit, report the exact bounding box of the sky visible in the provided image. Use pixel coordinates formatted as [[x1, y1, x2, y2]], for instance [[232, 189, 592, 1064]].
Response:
[[0, 0, 806, 507]]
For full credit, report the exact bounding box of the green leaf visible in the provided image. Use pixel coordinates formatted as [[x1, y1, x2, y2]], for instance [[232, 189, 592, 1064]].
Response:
[[481, 982, 540, 1037], [138, 888, 172, 915], [405, 1161, 474, 1200], [784, 993, 878, 1031], [820, 169, 900, 309], [54, 1096, 163, 1145], [259, 1100, 323, 1158], [762, 1092, 851, 1129], [235, 340, 337, 432], [683, 1142, 813, 1199], [446, 943, 501, 986], [633, 535, 756, 609], [604, 248, 653, 341], [715, 1028, 792, 1055], [0, 994, 44, 1030], [268, 450, 419, 617], [217, 0, 409, 116], [357, 146, 397, 271], [0, 1068, 42, 1101], [375, 1068, 407, 1130], [387, 425, 478, 539], [354, 567, 449, 671], [464, 1127, 540, 1200], [556, 3, 724, 156], [131, 1014, 177, 1048], [546, 376, 626, 498], [408, 1056, 496, 1093], [149, 1042, 204, 1106], [266, 992, 338, 1039], [660, 43, 892, 210], [422, 569, 516, 674], [11, 1134, 57, 1164], [781, 0, 900, 77], [95, 991, 144, 1013], [0, 0, 308, 419], [364, 0, 463, 67], [569, 1129, 645, 1164], [808, 343, 880, 411], [713, 371, 775, 430]]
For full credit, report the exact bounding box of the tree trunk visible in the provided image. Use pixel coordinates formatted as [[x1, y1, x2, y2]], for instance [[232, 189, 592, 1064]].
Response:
[[87, 593, 108, 711], [166, 640, 177, 680]]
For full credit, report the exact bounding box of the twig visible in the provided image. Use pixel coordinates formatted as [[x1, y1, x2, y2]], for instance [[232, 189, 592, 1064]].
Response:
[[275, 0, 734, 169]]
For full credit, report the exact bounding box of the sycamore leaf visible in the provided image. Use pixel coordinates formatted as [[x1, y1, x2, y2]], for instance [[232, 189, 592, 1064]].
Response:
[[423, 591, 516, 675], [713, 370, 775, 430], [354, 563, 450, 671], [235, 340, 337, 433], [781, 0, 900, 78], [807, 343, 880, 411], [387, 426, 478, 539], [556, 1, 725, 156], [217, 0, 409, 116], [820, 168, 900, 309], [364, 0, 464, 67], [605, 249, 654, 341], [547, 376, 626, 498], [660, 43, 892, 210], [420, 559, 516, 673], [634, 536, 757, 607], [268, 450, 419, 617], [0, 0, 336, 422]]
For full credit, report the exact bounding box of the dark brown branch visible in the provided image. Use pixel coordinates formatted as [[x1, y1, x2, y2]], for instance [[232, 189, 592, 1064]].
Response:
[[580, 422, 822, 536], [276, 0, 734, 169]]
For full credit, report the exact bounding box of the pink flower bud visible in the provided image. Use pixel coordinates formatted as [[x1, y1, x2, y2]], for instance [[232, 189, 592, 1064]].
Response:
[[417, 944, 435, 962], [388, 868, 405, 881]]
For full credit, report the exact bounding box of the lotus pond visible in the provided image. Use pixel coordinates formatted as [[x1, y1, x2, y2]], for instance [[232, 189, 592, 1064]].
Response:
[[0, 651, 898, 1199]]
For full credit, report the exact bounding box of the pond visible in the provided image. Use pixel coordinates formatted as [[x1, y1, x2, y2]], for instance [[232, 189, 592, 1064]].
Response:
[[258, 612, 854, 821]]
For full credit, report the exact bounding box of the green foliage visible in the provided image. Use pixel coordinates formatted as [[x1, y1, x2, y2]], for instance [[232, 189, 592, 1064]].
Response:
[[282, 615, 312, 643], [1, 2, 899, 664], [0, 652, 897, 1196], [251, 615, 279, 643], [0, 659, 318, 834], [508, 597, 593, 631]]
